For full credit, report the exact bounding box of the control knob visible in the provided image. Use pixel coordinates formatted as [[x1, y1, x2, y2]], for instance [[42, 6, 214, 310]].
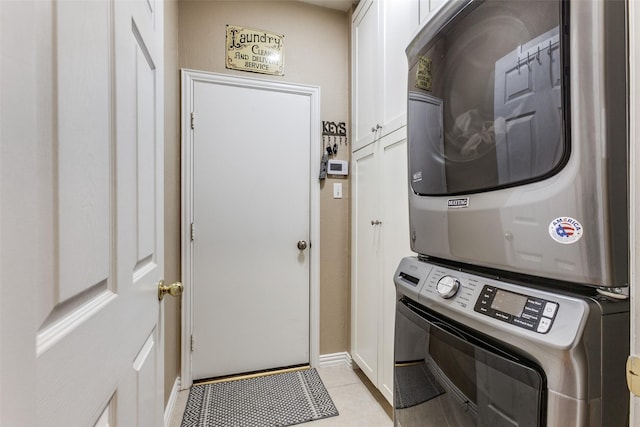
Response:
[[436, 276, 460, 299]]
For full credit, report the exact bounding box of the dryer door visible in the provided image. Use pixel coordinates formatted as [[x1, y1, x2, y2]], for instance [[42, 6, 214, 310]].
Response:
[[394, 298, 546, 427]]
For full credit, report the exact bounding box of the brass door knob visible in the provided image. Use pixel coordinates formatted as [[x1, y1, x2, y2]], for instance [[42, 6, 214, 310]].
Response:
[[158, 280, 183, 301]]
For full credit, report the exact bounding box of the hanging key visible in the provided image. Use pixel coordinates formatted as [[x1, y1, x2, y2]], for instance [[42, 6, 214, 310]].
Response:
[[319, 153, 328, 180]]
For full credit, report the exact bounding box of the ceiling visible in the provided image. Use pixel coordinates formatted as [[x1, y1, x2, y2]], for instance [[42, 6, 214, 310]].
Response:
[[182, 0, 357, 13], [298, 0, 356, 12]]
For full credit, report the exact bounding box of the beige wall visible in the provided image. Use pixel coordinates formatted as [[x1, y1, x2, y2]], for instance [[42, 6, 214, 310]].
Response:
[[164, 0, 182, 405], [164, 1, 351, 395]]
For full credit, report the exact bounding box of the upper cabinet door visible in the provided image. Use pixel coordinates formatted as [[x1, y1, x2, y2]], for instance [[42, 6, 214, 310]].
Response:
[[352, 0, 381, 151], [352, 0, 420, 152], [381, 0, 419, 134]]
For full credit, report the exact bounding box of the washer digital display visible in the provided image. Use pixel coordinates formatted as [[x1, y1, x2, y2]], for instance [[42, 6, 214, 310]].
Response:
[[491, 289, 528, 317], [474, 285, 559, 334]]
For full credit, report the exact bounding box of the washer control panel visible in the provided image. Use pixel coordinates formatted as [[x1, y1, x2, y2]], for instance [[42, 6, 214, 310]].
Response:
[[474, 285, 558, 334], [394, 256, 589, 347]]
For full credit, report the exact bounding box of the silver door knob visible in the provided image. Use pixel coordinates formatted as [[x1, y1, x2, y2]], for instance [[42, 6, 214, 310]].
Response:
[[297, 240, 308, 250]]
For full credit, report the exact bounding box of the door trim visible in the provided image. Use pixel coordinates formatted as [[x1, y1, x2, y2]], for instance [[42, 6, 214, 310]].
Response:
[[630, 0, 639, 423], [179, 69, 321, 388]]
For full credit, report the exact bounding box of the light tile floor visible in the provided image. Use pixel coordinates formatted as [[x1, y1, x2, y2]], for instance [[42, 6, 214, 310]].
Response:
[[167, 364, 393, 427]]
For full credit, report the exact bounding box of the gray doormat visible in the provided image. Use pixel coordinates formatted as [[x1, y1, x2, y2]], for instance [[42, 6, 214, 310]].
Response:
[[181, 368, 339, 427]]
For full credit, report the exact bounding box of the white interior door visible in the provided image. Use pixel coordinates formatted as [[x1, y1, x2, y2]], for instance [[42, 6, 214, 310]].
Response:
[[0, 0, 165, 425], [184, 72, 319, 381]]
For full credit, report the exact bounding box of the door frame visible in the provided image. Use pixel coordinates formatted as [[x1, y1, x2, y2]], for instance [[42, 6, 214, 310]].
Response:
[[179, 69, 321, 389], [630, 0, 639, 423]]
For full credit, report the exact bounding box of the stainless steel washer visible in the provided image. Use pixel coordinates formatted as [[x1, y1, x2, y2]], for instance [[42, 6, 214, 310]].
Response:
[[393, 257, 629, 426]]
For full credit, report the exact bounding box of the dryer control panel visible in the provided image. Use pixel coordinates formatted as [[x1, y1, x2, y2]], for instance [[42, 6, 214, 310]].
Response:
[[474, 285, 558, 334]]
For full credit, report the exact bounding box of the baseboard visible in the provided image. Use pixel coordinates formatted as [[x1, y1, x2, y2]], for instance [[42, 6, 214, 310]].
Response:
[[318, 352, 352, 368], [164, 376, 181, 427]]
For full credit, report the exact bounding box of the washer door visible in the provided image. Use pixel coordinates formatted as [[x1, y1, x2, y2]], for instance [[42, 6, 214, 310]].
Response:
[[394, 298, 546, 427]]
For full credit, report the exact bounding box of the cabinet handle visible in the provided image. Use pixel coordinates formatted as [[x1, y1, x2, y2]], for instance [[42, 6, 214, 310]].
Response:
[[371, 124, 382, 133], [371, 220, 382, 225]]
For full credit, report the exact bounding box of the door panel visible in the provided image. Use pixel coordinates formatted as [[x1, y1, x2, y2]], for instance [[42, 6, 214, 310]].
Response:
[[351, 144, 379, 382], [36, 0, 113, 354], [133, 330, 160, 427], [55, 0, 112, 306], [382, 0, 419, 130], [136, 35, 158, 266], [380, 136, 412, 403], [0, 0, 164, 425], [352, 0, 379, 150], [190, 77, 313, 380]]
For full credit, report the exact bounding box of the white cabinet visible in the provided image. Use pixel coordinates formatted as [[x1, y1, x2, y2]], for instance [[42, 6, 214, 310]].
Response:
[[351, 0, 419, 151], [350, 0, 446, 404], [351, 128, 413, 404]]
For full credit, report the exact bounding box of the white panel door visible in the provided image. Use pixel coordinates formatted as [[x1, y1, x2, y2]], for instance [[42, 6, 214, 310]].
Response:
[[189, 75, 314, 380], [0, 0, 165, 426], [351, 143, 381, 384]]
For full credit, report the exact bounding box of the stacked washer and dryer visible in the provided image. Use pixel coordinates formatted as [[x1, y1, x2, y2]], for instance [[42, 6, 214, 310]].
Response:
[[393, 0, 630, 426]]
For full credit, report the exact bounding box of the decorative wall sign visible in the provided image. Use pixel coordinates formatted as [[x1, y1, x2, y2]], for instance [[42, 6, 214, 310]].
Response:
[[226, 25, 285, 76], [322, 121, 347, 157], [322, 121, 346, 137], [416, 56, 432, 91]]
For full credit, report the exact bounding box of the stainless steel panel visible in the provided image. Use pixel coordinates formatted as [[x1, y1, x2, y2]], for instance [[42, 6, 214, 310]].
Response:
[[405, 0, 628, 289], [394, 257, 629, 426]]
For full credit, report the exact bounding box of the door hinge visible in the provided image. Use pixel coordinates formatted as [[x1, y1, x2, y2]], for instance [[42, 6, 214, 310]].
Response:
[[191, 335, 195, 352], [190, 112, 195, 129], [190, 222, 195, 241]]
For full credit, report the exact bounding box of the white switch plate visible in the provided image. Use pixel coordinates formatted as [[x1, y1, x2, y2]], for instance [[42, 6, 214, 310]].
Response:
[[333, 183, 343, 199]]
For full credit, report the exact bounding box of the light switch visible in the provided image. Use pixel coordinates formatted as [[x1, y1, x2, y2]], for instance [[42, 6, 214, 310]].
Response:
[[333, 183, 343, 199]]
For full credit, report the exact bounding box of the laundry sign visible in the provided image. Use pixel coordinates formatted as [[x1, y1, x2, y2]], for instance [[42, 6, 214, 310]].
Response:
[[226, 25, 285, 76]]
